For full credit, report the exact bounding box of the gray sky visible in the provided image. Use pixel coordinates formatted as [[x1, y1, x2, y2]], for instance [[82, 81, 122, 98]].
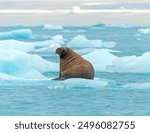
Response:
[[0, 0, 150, 26]]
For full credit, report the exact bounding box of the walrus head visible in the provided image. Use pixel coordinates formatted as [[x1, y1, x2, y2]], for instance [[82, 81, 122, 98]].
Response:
[[56, 47, 69, 58]]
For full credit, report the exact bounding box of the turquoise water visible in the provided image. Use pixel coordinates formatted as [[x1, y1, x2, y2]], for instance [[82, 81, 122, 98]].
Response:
[[0, 24, 150, 115]]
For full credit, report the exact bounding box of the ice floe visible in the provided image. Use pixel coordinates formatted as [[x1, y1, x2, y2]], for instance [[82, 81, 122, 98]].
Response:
[[0, 48, 58, 79], [42, 24, 63, 30], [48, 78, 109, 89], [0, 29, 33, 40], [107, 52, 150, 73], [67, 35, 117, 48], [137, 28, 150, 34], [0, 39, 61, 53], [51, 35, 65, 45]]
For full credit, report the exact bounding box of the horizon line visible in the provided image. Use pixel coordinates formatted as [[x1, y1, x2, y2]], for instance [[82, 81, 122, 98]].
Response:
[[0, 9, 150, 14]]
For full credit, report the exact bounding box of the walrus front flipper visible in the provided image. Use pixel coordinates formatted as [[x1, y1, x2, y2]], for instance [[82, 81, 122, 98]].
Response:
[[52, 77, 61, 80], [52, 77, 66, 80], [52, 72, 66, 80]]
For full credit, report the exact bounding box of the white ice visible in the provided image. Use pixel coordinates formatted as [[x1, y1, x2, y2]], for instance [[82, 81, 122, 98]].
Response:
[[137, 28, 150, 34], [67, 35, 117, 48], [42, 24, 63, 30], [51, 35, 65, 45], [0, 29, 33, 40], [48, 78, 108, 89], [0, 39, 61, 53], [83, 49, 117, 71], [0, 48, 58, 79], [107, 52, 150, 73]]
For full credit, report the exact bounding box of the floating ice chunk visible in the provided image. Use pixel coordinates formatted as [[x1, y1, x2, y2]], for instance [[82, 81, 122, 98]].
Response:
[[48, 78, 108, 89], [0, 73, 19, 80], [51, 35, 64, 45], [34, 43, 61, 54], [0, 40, 36, 52], [42, 24, 63, 30], [123, 82, 150, 89], [0, 29, 33, 40], [0, 48, 58, 79], [91, 40, 103, 47], [67, 35, 117, 48], [75, 48, 94, 55], [15, 69, 47, 79], [91, 22, 133, 29], [67, 35, 100, 48], [107, 52, 150, 73], [33, 39, 61, 54], [137, 28, 150, 34], [83, 49, 117, 71], [0, 39, 61, 53], [67, 35, 102, 48]]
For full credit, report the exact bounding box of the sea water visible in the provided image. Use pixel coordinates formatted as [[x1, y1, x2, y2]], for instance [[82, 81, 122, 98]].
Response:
[[0, 24, 150, 115]]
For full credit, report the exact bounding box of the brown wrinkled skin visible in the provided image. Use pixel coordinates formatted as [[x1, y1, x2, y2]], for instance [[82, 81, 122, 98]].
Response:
[[54, 47, 94, 80]]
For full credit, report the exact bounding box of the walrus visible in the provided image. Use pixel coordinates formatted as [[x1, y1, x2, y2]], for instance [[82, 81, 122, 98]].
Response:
[[54, 47, 94, 80]]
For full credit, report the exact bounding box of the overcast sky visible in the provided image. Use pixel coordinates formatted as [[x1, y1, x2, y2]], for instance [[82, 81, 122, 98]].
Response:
[[1, 0, 150, 10], [0, 0, 150, 26]]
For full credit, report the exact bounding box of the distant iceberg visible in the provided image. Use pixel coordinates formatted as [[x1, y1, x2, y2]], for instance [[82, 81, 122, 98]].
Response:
[[0, 29, 33, 40], [67, 35, 117, 48], [38, 24, 63, 30], [91, 22, 133, 29], [92, 22, 106, 27]]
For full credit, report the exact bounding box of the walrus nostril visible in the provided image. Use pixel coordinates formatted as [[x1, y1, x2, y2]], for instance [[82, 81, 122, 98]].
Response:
[[56, 48, 61, 55]]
